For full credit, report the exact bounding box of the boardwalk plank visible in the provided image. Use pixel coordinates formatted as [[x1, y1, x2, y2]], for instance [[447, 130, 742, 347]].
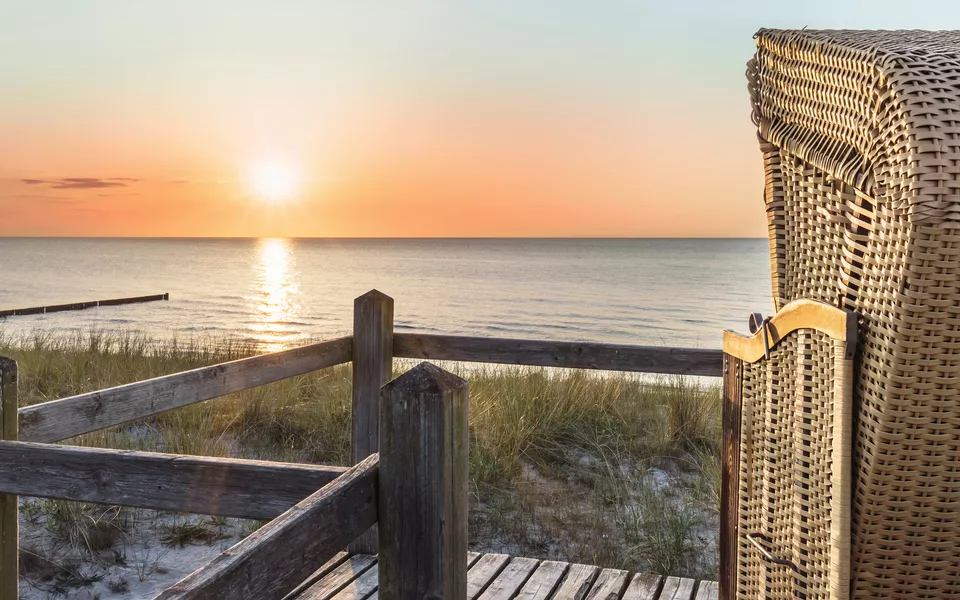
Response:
[[477, 556, 539, 600], [283, 552, 350, 600], [364, 553, 482, 600], [467, 554, 512, 600], [621, 573, 662, 600], [328, 560, 379, 600], [298, 555, 377, 600], [584, 569, 629, 600], [659, 577, 696, 600], [292, 553, 714, 600], [514, 561, 568, 600], [550, 563, 599, 600], [693, 581, 718, 600]]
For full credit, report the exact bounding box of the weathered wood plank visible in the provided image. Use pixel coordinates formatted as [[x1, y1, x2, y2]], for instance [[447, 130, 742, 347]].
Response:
[[298, 555, 377, 600], [152, 454, 378, 600], [694, 581, 718, 600], [0, 293, 168, 317], [514, 561, 568, 600], [378, 363, 469, 600], [282, 553, 351, 600], [621, 573, 662, 600], [394, 334, 722, 377], [19, 336, 353, 443], [350, 290, 394, 554], [659, 577, 696, 600], [364, 553, 483, 600], [719, 353, 742, 600], [584, 569, 629, 600], [0, 358, 17, 600], [0, 440, 347, 520], [466, 554, 511, 600], [477, 556, 539, 600], [327, 558, 380, 600], [549, 563, 599, 600]]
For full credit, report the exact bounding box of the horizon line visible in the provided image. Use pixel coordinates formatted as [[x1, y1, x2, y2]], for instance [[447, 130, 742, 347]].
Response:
[[0, 235, 768, 241]]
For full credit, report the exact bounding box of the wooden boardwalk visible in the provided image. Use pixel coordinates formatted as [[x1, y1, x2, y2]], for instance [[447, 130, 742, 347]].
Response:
[[288, 552, 718, 600]]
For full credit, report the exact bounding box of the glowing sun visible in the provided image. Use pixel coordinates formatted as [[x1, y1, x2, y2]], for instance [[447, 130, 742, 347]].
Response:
[[249, 161, 299, 203]]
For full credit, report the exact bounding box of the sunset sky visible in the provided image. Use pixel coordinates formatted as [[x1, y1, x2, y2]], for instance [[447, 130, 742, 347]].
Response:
[[3, 1, 956, 238]]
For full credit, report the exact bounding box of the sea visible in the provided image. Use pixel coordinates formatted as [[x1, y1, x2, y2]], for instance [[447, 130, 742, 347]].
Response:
[[0, 238, 774, 352]]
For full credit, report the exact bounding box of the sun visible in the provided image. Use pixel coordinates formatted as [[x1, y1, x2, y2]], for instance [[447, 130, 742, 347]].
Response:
[[249, 161, 299, 203]]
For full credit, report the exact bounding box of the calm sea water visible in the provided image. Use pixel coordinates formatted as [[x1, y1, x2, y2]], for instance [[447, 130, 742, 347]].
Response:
[[0, 238, 773, 351]]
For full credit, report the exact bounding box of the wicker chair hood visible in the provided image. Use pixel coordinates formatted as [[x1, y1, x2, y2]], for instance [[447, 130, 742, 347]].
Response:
[[748, 29, 960, 600]]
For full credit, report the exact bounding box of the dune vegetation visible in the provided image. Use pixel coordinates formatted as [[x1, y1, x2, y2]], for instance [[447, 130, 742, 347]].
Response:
[[0, 329, 721, 596]]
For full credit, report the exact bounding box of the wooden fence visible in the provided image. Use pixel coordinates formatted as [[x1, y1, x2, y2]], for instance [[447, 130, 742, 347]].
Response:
[[0, 290, 724, 600]]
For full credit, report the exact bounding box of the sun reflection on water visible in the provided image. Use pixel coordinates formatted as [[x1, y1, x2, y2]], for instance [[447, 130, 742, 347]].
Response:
[[250, 238, 302, 351]]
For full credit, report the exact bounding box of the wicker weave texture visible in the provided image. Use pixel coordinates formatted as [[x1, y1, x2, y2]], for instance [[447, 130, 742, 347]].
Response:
[[750, 29, 960, 599], [738, 331, 845, 600]]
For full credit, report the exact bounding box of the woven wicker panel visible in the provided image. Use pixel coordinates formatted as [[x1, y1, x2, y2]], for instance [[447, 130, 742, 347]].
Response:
[[750, 29, 960, 599], [737, 330, 840, 600]]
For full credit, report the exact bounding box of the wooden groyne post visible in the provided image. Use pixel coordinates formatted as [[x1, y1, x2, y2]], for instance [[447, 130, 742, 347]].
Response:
[[0, 358, 17, 600], [349, 290, 394, 554], [0, 293, 169, 318], [378, 362, 468, 600]]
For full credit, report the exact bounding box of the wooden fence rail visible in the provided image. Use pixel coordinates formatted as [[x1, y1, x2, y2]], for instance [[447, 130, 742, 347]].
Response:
[[153, 453, 379, 600], [18, 336, 353, 443], [0, 441, 346, 520], [393, 333, 723, 377]]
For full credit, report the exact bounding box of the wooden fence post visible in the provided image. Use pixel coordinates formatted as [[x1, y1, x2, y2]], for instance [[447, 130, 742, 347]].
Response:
[[0, 357, 18, 600], [349, 290, 394, 554], [378, 362, 468, 600], [719, 353, 742, 600]]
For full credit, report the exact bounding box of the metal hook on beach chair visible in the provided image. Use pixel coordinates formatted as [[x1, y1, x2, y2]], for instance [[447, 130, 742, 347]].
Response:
[[748, 312, 772, 360]]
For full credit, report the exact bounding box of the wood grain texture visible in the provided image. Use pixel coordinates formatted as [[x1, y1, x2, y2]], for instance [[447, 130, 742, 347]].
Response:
[[719, 354, 742, 600], [621, 573, 663, 600], [477, 556, 539, 600], [298, 555, 377, 600], [550, 563, 599, 600], [394, 334, 722, 377], [694, 581, 719, 600], [659, 577, 696, 600], [721, 299, 856, 362], [281, 552, 351, 600], [466, 554, 511, 600], [152, 454, 378, 600], [0, 440, 347, 519], [378, 363, 469, 600], [584, 569, 629, 600], [364, 553, 483, 600], [328, 558, 380, 600], [350, 290, 393, 554], [19, 336, 353, 443], [513, 561, 568, 600], [290, 553, 722, 600], [0, 358, 17, 600]]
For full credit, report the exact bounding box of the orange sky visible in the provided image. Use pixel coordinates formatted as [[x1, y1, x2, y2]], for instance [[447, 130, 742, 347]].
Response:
[[14, 2, 937, 237]]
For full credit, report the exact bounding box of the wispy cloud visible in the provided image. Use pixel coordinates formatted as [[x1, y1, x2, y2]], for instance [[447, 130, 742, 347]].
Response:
[[20, 177, 135, 189], [11, 193, 79, 203]]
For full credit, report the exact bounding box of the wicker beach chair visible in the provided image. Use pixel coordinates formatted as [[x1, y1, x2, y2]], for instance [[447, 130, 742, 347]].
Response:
[[727, 29, 960, 600], [723, 300, 857, 600]]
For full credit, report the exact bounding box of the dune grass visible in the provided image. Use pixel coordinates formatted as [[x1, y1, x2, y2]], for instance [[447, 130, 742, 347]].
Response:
[[0, 329, 722, 585]]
